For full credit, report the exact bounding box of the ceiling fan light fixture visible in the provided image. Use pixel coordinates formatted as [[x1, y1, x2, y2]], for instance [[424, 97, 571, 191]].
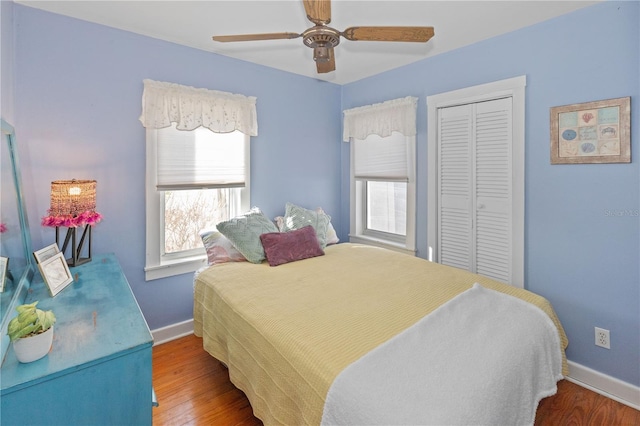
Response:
[[313, 45, 330, 62]]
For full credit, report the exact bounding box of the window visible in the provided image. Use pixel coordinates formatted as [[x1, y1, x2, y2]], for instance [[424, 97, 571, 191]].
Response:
[[145, 125, 249, 280], [139, 79, 257, 280], [351, 132, 415, 251], [344, 97, 417, 254], [366, 181, 407, 236], [163, 188, 240, 255]]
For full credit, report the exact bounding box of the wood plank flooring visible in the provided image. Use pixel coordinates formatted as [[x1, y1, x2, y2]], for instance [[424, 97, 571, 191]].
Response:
[[153, 334, 640, 425]]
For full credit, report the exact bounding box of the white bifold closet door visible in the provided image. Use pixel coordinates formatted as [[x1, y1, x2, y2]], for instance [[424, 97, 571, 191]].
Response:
[[437, 97, 513, 284]]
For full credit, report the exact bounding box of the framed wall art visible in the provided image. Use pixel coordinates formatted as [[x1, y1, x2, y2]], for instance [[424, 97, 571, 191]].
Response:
[[0, 256, 8, 292], [550, 97, 630, 164]]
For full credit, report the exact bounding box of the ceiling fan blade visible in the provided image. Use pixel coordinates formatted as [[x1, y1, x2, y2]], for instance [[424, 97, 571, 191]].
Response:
[[316, 47, 335, 73], [212, 32, 301, 42], [303, 0, 331, 25], [342, 26, 434, 43]]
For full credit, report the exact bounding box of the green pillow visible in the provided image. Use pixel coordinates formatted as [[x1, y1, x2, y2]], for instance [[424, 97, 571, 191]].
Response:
[[216, 208, 279, 264], [281, 202, 331, 248]]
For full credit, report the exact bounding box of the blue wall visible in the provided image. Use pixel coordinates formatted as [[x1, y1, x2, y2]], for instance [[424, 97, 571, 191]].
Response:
[[1, 0, 15, 122], [11, 5, 342, 330], [341, 1, 639, 387], [8, 1, 639, 388]]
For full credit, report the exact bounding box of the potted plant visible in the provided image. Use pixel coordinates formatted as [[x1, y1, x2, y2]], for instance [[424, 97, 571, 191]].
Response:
[[7, 301, 56, 363]]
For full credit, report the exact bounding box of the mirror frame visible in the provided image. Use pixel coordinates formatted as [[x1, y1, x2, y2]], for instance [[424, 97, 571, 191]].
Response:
[[0, 118, 35, 362]]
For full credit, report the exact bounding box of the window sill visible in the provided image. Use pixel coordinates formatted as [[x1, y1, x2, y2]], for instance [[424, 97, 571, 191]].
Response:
[[144, 255, 208, 281], [348, 234, 416, 256]]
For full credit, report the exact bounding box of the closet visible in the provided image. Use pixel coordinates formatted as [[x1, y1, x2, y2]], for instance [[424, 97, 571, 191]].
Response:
[[427, 76, 525, 287]]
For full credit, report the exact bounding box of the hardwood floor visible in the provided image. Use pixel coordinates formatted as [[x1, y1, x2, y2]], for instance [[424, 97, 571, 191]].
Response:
[[153, 334, 640, 425], [535, 380, 640, 425], [152, 334, 260, 426]]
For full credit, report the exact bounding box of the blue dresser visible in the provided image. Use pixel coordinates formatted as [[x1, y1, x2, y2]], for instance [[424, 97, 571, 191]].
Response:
[[1, 253, 154, 425]]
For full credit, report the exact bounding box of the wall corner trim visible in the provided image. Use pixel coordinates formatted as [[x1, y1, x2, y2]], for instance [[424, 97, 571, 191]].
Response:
[[151, 319, 194, 346], [567, 360, 640, 410]]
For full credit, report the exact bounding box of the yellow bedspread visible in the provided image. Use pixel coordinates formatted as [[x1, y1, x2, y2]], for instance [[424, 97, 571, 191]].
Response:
[[193, 243, 568, 426]]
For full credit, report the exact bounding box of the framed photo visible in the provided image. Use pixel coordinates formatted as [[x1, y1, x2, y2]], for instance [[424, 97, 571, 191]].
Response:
[[39, 252, 73, 296], [0, 256, 8, 293], [550, 97, 630, 164], [34, 243, 61, 264]]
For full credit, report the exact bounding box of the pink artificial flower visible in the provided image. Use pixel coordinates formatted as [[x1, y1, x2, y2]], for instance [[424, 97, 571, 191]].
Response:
[[0, 222, 6, 233], [41, 211, 103, 228], [76, 210, 103, 226]]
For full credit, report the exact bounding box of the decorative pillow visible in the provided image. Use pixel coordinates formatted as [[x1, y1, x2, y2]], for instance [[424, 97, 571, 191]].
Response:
[[200, 229, 246, 265], [216, 207, 279, 264], [281, 202, 331, 248], [260, 226, 324, 267], [317, 208, 339, 245], [275, 207, 339, 245], [325, 222, 339, 245]]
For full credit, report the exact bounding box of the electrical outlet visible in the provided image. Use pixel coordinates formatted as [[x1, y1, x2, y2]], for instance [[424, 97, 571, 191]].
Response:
[[595, 327, 610, 349]]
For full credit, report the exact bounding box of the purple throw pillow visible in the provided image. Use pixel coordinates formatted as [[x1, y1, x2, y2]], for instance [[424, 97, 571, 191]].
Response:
[[260, 225, 325, 267]]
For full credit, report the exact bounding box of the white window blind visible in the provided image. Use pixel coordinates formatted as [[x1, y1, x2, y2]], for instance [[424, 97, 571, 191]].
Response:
[[354, 132, 408, 180], [156, 125, 245, 190]]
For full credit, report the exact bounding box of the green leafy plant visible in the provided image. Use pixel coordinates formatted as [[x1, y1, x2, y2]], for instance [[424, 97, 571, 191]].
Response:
[[7, 301, 56, 342]]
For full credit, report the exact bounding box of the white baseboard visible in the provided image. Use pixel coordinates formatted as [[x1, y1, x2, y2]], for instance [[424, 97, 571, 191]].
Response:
[[567, 360, 640, 410], [151, 319, 194, 346]]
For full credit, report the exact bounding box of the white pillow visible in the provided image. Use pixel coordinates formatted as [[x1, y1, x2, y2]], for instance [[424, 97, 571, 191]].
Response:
[[274, 203, 340, 248]]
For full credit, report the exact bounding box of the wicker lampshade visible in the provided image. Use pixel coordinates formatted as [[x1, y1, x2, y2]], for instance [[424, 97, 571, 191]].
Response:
[[42, 179, 102, 229], [49, 179, 96, 217]]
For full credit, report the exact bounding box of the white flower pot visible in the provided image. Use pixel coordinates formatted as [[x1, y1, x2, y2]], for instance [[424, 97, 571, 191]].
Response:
[[12, 326, 54, 363]]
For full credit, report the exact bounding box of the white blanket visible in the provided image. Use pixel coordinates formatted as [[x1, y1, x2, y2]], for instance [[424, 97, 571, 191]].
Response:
[[321, 283, 563, 426]]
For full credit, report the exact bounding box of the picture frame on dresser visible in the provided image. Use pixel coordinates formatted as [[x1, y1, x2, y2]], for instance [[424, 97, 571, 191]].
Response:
[[38, 252, 73, 297], [33, 243, 60, 264]]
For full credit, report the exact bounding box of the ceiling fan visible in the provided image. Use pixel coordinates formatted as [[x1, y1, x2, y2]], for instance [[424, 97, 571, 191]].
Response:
[[212, 0, 434, 74]]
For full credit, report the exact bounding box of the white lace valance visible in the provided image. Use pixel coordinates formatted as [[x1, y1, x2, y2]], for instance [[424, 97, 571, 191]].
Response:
[[343, 96, 418, 142], [139, 79, 258, 136]]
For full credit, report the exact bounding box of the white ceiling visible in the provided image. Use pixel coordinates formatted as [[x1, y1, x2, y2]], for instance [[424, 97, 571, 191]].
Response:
[[16, 0, 600, 85]]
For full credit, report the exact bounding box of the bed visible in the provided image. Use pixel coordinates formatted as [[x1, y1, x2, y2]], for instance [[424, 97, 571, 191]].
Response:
[[194, 242, 568, 425]]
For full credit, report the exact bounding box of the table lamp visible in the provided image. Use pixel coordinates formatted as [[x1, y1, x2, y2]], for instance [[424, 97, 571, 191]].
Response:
[[42, 179, 102, 266]]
